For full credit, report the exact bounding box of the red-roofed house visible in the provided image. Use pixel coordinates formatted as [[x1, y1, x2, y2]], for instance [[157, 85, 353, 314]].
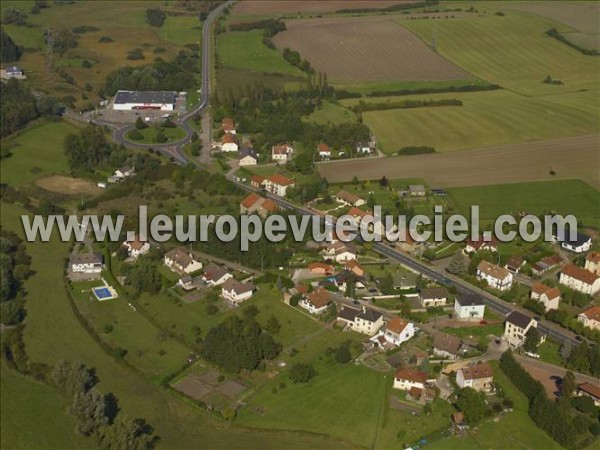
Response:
[[250, 175, 265, 188], [221, 133, 238, 152], [374, 317, 415, 347], [263, 173, 295, 197], [577, 382, 600, 406], [299, 287, 332, 315], [308, 262, 334, 276], [344, 259, 365, 277], [585, 252, 600, 276], [240, 193, 279, 218], [221, 117, 236, 135], [393, 368, 429, 391], [578, 305, 600, 330], [122, 234, 150, 259], [271, 144, 294, 162], [318, 143, 331, 160], [559, 264, 600, 295], [530, 282, 561, 311], [465, 236, 499, 253], [456, 362, 494, 393]]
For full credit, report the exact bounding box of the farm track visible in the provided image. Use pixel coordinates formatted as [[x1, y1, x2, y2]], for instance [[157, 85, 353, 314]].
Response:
[[318, 134, 600, 189]]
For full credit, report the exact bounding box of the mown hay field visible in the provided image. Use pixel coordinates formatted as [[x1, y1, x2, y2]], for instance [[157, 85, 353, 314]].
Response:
[[273, 16, 471, 83]]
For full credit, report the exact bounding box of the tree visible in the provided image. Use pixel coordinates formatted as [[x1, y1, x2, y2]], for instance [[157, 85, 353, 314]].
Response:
[[379, 176, 388, 187], [352, 175, 359, 185], [265, 315, 281, 335], [52, 360, 96, 397], [289, 363, 316, 383], [562, 371, 575, 398], [590, 343, 600, 377], [191, 131, 198, 142], [568, 340, 590, 373], [155, 128, 167, 143], [456, 388, 487, 424], [0, 27, 22, 61], [70, 388, 109, 436], [335, 345, 351, 363], [145, 8, 166, 27], [100, 416, 158, 450], [559, 340, 572, 363], [523, 327, 540, 353], [135, 116, 148, 130], [446, 252, 466, 275]]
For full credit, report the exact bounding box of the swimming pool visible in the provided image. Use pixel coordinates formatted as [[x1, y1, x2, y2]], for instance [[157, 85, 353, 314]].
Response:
[[92, 286, 117, 301]]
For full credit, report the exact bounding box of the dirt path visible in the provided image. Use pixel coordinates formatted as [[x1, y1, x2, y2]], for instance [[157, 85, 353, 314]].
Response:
[[318, 134, 600, 189]]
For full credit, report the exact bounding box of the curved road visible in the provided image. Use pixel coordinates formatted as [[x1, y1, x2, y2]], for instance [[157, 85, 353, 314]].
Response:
[[110, 1, 232, 163]]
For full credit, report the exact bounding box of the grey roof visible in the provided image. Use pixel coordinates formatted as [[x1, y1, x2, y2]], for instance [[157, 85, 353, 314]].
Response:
[[6, 66, 22, 74], [71, 252, 103, 264], [456, 294, 484, 307], [338, 305, 361, 321], [223, 279, 255, 295], [506, 311, 533, 329], [559, 232, 591, 247], [408, 184, 426, 192], [420, 287, 449, 300], [114, 90, 176, 105], [433, 333, 461, 354], [357, 308, 383, 323], [203, 262, 229, 281], [239, 147, 257, 159]]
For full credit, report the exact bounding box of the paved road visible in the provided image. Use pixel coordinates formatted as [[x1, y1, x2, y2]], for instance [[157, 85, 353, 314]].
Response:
[[223, 174, 583, 348]]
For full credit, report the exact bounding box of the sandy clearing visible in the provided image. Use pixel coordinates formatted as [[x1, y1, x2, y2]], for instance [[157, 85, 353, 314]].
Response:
[[35, 175, 103, 196], [318, 134, 600, 189]]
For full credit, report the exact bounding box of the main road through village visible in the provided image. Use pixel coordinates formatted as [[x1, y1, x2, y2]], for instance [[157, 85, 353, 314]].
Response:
[[103, 0, 582, 348]]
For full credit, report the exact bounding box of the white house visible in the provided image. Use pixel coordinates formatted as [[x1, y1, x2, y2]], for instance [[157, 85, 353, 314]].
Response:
[[555, 232, 592, 253], [121, 234, 150, 259], [239, 148, 258, 166], [322, 241, 357, 263], [221, 133, 239, 152], [465, 236, 499, 253], [164, 248, 203, 274], [393, 368, 428, 391], [115, 165, 135, 179], [70, 253, 103, 273], [318, 143, 331, 160], [355, 141, 374, 155], [419, 287, 448, 307], [476, 260, 513, 291], [221, 279, 255, 306], [263, 173, 295, 197], [299, 287, 332, 315], [335, 190, 365, 207], [578, 306, 600, 330], [559, 264, 600, 295], [113, 90, 176, 111], [377, 317, 415, 347], [504, 311, 544, 349], [585, 252, 600, 276], [2, 65, 25, 79], [454, 295, 485, 321], [456, 362, 494, 393], [271, 144, 293, 162], [530, 282, 561, 312], [337, 306, 383, 335], [202, 263, 233, 286]]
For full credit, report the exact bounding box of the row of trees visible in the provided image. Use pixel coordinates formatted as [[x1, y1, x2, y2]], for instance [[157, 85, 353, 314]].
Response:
[[0, 27, 22, 62], [0, 230, 31, 325], [52, 360, 158, 449], [500, 350, 598, 448]]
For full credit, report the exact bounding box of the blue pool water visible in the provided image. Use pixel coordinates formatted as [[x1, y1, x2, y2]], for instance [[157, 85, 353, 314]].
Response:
[[93, 287, 112, 299]]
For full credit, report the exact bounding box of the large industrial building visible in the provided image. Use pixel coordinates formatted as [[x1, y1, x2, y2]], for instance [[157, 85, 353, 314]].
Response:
[[113, 90, 177, 111]]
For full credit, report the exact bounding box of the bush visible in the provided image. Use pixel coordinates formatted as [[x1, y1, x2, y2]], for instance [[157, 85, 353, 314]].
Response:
[[128, 129, 144, 141], [397, 146, 436, 156], [288, 363, 316, 383], [135, 116, 148, 130], [126, 48, 145, 60], [334, 345, 352, 363], [98, 36, 113, 43], [146, 7, 166, 27], [81, 59, 92, 68]]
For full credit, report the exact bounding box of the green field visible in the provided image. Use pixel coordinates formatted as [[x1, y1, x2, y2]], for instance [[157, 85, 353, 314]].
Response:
[[0, 364, 95, 450], [217, 30, 306, 77], [428, 361, 562, 450], [341, 89, 598, 153], [0, 120, 78, 186], [448, 179, 600, 220], [402, 11, 600, 95], [303, 101, 357, 125], [126, 125, 187, 144]]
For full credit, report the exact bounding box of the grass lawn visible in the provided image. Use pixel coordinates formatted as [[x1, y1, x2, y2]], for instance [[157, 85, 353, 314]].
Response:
[[402, 11, 599, 95], [0, 202, 350, 449], [448, 179, 600, 221], [126, 125, 187, 144], [217, 30, 306, 77], [442, 324, 504, 340], [303, 101, 357, 125], [343, 89, 599, 153], [0, 363, 95, 450], [428, 361, 562, 450], [536, 339, 563, 366], [0, 120, 79, 186], [334, 78, 491, 96]]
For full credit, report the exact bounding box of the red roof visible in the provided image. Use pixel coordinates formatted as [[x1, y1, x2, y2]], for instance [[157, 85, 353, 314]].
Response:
[[306, 287, 332, 308], [308, 262, 334, 272], [587, 252, 600, 264], [268, 173, 294, 187], [386, 317, 409, 334], [221, 133, 237, 144], [125, 234, 147, 251], [318, 143, 331, 153], [394, 368, 428, 384], [251, 175, 265, 185], [580, 305, 600, 322], [221, 117, 235, 131], [262, 198, 278, 213], [272, 144, 292, 155], [562, 264, 599, 285], [241, 192, 262, 209], [348, 207, 368, 218], [532, 282, 560, 299], [461, 362, 493, 380], [578, 382, 600, 399]]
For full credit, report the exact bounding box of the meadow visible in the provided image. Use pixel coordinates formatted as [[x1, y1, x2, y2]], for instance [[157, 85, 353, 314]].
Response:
[[448, 179, 600, 221], [217, 30, 306, 77], [0, 363, 94, 450], [303, 101, 357, 125], [0, 120, 79, 186], [126, 125, 187, 144], [341, 89, 599, 153], [402, 10, 599, 95]]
